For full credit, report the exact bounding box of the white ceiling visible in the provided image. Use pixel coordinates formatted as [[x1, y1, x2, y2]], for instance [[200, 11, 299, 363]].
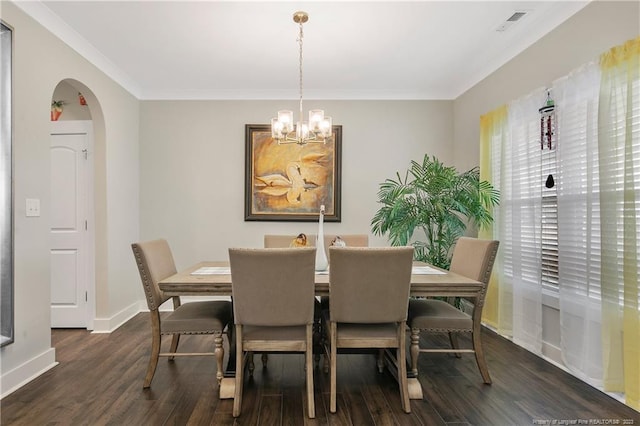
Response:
[[16, 0, 589, 100]]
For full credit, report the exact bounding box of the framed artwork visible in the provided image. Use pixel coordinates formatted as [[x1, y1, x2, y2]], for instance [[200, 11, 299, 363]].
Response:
[[244, 124, 342, 222]]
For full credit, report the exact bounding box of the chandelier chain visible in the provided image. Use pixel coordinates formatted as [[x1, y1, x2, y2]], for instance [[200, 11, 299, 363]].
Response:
[[298, 20, 304, 118]]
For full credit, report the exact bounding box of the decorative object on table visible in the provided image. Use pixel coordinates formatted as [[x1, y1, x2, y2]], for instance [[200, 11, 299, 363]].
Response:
[[244, 124, 342, 222], [371, 154, 499, 269], [315, 205, 329, 272], [330, 236, 346, 247], [78, 92, 87, 106], [50, 100, 65, 121], [270, 11, 332, 146], [290, 233, 308, 247], [539, 90, 556, 150]]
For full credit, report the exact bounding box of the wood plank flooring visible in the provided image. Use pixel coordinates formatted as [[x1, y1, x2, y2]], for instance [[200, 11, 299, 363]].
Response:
[[2, 313, 638, 425]]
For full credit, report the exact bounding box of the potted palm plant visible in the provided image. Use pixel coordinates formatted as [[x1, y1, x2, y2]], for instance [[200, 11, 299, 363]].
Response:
[[371, 154, 499, 269]]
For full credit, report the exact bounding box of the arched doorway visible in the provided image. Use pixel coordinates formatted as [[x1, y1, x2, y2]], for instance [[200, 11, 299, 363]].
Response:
[[49, 79, 104, 330]]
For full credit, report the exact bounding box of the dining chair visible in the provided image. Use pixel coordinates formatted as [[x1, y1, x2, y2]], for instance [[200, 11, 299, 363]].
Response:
[[324, 246, 414, 414], [131, 239, 232, 388], [228, 247, 317, 418], [407, 237, 499, 384], [261, 234, 329, 370]]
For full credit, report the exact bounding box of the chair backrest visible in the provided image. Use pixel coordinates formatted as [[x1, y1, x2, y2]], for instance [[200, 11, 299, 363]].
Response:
[[323, 234, 368, 262], [264, 234, 369, 260], [449, 237, 499, 300], [264, 234, 303, 248], [329, 246, 414, 324], [229, 247, 316, 326], [131, 239, 177, 311]]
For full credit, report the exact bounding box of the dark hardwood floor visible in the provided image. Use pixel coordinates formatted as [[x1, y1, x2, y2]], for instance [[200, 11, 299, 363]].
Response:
[[1, 313, 638, 425]]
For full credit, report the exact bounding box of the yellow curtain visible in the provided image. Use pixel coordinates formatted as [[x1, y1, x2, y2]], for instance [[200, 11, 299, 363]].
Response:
[[479, 105, 508, 331], [598, 36, 640, 410]]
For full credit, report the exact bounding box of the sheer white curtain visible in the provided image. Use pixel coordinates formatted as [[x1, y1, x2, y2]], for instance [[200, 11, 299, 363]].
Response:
[[553, 62, 603, 386], [502, 89, 547, 352], [598, 37, 640, 410]]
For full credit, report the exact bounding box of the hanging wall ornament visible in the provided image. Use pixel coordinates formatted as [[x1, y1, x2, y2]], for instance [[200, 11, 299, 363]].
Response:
[[539, 91, 556, 150], [545, 174, 555, 188]]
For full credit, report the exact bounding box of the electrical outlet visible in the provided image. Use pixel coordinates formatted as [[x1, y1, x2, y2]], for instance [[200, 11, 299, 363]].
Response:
[[26, 198, 40, 217]]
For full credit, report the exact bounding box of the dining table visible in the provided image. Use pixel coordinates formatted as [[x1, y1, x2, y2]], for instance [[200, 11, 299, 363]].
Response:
[[158, 260, 483, 400]]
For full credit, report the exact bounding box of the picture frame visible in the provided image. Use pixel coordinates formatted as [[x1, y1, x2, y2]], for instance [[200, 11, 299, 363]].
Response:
[[244, 124, 342, 222]]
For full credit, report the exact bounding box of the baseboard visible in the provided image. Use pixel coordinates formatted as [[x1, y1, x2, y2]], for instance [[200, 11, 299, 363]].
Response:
[[542, 340, 562, 364], [91, 302, 140, 333], [0, 348, 57, 399]]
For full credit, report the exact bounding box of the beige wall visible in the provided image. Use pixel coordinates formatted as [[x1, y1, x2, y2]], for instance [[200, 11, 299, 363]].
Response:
[[139, 100, 454, 268], [453, 0, 640, 172], [0, 2, 140, 396]]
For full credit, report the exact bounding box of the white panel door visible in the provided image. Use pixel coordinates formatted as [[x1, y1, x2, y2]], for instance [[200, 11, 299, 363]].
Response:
[[50, 122, 92, 328]]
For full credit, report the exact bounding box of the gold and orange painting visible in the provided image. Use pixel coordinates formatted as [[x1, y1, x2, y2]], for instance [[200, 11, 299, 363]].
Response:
[[244, 124, 342, 221]]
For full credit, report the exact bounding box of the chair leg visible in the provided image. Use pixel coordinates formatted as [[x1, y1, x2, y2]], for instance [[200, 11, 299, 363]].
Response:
[[472, 330, 492, 384], [214, 334, 224, 386], [449, 332, 462, 358], [377, 349, 385, 373], [144, 313, 162, 388], [410, 328, 420, 377], [398, 323, 411, 413], [330, 322, 337, 413], [261, 353, 269, 368], [313, 318, 322, 368], [233, 326, 244, 417], [305, 324, 315, 418], [168, 334, 180, 361], [248, 352, 255, 376]]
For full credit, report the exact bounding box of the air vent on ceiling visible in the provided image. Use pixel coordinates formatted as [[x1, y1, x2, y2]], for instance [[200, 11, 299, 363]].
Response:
[[507, 12, 527, 22], [496, 10, 529, 32]]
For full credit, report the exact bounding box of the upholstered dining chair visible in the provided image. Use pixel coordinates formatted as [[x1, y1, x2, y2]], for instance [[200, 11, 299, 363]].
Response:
[[407, 237, 499, 384], [228, 247, 317, 418], [131, 239, 232, 388], [324, 246, 414, 414]]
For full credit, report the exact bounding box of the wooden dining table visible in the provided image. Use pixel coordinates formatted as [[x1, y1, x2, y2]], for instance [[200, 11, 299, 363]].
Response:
[[158, 260, 483, 400]]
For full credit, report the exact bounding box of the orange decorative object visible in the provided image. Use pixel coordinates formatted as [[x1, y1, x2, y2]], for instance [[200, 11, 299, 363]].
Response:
[[51, 109, 62, 121], [78, 92, 87, 106]]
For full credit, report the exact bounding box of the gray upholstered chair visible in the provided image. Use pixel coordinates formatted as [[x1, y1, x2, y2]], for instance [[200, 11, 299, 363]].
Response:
[[407, 237, 499, 384], [131, 239, 232, 388], [228, 247, 317, 418], [324, 246, 414, 414]]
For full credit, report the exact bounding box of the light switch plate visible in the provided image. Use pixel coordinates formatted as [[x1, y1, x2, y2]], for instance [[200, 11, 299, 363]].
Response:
[[26, 198, 40, 217]]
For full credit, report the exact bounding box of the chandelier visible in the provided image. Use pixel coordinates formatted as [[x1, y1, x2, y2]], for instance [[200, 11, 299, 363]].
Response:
[[271, 11, 332, 145]]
